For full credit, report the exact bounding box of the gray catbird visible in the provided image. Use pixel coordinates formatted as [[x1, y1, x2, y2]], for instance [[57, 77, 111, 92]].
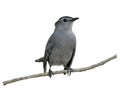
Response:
[[36, 16, 79, 77]]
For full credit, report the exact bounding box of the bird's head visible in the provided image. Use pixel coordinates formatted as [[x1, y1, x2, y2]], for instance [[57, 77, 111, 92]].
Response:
[[55, 16, 79, 31]]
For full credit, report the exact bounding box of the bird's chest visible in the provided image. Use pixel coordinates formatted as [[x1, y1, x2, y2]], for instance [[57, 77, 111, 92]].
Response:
[[49, 32, 76, 66], [55, 32, 75, 48]]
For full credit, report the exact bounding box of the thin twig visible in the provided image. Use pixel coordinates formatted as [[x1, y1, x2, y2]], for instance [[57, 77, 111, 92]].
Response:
[[3, 54, 117, 86]]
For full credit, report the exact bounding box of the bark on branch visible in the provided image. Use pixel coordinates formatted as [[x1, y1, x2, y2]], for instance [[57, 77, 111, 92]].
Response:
[[3, 54, 117, 86]]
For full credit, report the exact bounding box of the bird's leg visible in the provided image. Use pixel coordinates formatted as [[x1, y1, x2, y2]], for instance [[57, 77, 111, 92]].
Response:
[[63, 67, 67, 75], [48, 66, 54, 78], [64, 67, 74, 76]]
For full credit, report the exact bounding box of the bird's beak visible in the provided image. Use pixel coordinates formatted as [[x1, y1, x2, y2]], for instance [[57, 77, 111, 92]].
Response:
[[71, 17, 79, 21]]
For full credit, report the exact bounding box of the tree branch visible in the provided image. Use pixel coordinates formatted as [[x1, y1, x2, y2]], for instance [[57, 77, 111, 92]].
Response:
[[3, 54, 117, 86]]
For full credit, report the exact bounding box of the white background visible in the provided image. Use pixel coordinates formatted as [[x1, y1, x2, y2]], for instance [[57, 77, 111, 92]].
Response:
[[0, 0, 119, 92]]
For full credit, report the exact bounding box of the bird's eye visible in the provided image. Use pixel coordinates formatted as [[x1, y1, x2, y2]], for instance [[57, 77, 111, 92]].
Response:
[[63, 19, 67, 22]]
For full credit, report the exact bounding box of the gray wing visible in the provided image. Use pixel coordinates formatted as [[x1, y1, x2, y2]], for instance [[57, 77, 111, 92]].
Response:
[[43, 34, 55, 73], [65, 48, 76, 69]]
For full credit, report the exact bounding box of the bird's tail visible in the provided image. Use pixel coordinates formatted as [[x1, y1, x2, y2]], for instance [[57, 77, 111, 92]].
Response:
[[35, 57, 44, 62], [43, 61, 47, 73]]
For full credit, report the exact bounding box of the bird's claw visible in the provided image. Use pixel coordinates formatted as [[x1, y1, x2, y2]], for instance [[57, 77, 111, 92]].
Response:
[[67, 68, 74, 76], [48, 69, 54, 78]]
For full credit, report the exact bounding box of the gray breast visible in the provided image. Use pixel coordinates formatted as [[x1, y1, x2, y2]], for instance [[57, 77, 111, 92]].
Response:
[[48, 31, 76, 66]]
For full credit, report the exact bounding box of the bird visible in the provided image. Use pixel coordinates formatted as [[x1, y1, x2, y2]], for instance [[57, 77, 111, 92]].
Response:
[[35, 16, 79, 77]]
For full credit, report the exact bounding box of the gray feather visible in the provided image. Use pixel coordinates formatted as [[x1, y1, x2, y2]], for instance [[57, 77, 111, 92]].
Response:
[[43, 16, 78, 73]]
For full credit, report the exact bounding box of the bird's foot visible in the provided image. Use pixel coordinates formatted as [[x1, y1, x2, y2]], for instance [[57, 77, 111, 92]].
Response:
[[66, 68, 74, 76], [48, 69, 54, 78]]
